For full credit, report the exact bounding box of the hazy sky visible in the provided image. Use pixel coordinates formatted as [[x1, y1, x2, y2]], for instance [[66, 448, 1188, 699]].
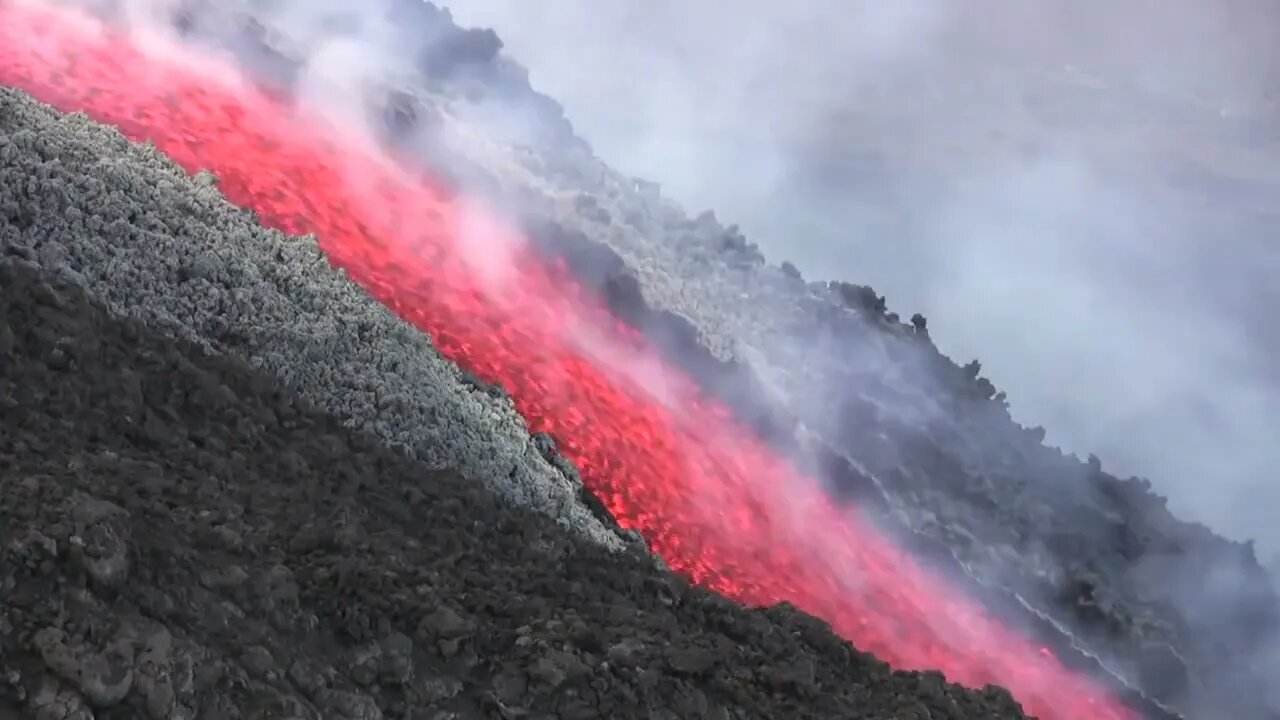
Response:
[[442, 0, 1280, 555]]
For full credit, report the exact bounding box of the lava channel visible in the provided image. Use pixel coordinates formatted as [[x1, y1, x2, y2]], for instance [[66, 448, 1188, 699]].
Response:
[[0, 4, 1140, 719]]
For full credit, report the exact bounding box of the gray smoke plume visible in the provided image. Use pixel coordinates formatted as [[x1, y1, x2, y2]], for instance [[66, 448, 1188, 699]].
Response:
[[439, 2, 1280, 714], [443, 0, 1280, 560]]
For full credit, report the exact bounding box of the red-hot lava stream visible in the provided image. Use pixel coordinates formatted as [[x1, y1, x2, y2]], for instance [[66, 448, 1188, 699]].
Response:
[[0, 5, 1139, 718]]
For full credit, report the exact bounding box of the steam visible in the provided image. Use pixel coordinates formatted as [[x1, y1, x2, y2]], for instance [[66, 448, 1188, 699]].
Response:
[[441, 0, 1280, 555], [441, 0, 1280, 708]]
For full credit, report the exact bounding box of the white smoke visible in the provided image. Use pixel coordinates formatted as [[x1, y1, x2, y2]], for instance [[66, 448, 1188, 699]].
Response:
[[440, 0, 1280, 711], [441, 0, 1280, 559]]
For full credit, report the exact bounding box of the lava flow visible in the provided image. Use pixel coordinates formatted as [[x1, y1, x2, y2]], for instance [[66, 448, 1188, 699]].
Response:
[[0, 5, 1139, 719]]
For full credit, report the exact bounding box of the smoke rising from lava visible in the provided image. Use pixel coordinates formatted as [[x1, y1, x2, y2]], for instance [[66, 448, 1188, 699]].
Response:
[[443, 0, 1280, 559]]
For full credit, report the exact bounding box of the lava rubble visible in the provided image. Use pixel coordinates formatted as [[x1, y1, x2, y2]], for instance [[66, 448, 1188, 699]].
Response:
[[0, 255, 1033, 719]]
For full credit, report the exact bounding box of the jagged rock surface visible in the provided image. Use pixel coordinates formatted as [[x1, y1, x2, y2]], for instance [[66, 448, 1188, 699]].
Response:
[[0, 254, 1035, 719], [0, 84, 623, 552]]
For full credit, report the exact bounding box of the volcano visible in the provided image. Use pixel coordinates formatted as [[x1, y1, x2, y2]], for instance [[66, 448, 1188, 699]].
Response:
[[1, 2, 1277, 719]]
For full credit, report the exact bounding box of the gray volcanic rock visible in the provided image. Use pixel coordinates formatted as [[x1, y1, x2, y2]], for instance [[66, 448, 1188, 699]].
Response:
[[0, 84, 623, 552]]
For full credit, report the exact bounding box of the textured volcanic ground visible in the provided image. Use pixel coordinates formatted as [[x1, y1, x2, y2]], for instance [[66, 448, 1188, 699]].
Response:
[[0, 254, 1040, 719], [2, 2, 1278, 719]]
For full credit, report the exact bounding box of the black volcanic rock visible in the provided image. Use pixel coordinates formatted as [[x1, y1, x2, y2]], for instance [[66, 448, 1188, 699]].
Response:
[[0, 251, 1036, 719]]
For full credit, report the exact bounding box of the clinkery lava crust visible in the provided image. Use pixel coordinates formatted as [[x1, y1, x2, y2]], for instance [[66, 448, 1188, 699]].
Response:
[[0, 254, 1034, 719], [0, 84, 624, 552]]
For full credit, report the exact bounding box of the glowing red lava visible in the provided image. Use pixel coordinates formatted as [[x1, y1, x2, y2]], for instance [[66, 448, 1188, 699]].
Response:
[[0, 5, 1138, 718]]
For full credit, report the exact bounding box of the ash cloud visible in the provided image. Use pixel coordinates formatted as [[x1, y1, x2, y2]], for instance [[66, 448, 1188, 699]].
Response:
[[443, 0, 1280, 560]]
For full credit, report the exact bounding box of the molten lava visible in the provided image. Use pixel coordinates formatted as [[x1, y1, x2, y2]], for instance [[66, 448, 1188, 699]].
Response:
[[0, 5, 1139, 718]]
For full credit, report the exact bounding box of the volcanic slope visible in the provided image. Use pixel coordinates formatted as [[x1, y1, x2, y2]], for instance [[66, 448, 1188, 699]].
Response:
[[5, 2, 1274, 712], [312, 6, 1280, 716], [0, 224, 1035, 718], [167, 3, 1277, 715]]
